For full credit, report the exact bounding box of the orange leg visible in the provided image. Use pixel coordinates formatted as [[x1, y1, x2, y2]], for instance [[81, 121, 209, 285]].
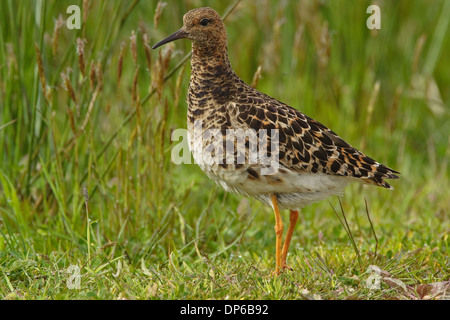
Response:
[[281, 210, 299, 270], [271, 195, 283, 275]]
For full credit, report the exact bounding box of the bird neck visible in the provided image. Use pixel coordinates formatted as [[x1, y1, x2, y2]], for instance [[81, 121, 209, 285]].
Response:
[[190, 43, 237, 86]]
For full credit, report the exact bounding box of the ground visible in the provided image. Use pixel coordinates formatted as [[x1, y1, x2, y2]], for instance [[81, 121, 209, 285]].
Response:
[[0, 0, 449, 300]]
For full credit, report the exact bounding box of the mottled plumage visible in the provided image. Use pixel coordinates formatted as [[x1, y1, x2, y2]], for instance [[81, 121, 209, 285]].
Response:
[[153, 7, 399, 274]]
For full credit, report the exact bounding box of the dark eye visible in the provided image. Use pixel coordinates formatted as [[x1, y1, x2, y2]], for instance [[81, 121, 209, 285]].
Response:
[[200, 18, 210, 26]]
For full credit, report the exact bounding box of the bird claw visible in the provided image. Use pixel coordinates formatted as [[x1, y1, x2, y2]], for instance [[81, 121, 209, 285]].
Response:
[[282, 264, 293, 271], [272, 264, 293, 276]]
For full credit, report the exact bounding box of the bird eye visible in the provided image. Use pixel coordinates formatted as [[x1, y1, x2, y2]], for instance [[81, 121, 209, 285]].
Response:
[[200, 18, 210, 26]]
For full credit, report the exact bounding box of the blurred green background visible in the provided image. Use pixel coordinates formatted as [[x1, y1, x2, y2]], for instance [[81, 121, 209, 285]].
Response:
[[0, 0, 448, 299]]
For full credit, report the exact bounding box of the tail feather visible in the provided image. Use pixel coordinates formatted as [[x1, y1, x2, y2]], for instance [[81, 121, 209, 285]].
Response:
[[363, 164, 400, 189]]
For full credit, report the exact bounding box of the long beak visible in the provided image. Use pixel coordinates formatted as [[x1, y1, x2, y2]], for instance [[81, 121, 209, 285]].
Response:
[[152, 28, 188, 49]]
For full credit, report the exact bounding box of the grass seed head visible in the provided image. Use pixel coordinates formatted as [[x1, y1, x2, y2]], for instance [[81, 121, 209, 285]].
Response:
[[76, 38, 87, 76], [251, 65, 262, 88], [35, 43, 51, 103], [118, 41, 125, 85], [153, 1, 167, 30], [52, 15, 64, 57], [130, 30, 137, 66], [143, 32, 152, 72], [61, 67, 77, 104], [82, 0, 90, 23]]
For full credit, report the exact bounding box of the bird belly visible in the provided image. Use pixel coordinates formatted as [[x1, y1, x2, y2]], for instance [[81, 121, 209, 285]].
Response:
[[235, 169, 352, 209], [187, 125, 352, 210]]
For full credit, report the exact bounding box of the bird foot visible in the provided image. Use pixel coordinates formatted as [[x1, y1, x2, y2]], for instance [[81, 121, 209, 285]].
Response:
[[282, 264, 293, 271], [272, 264, 293, 276]]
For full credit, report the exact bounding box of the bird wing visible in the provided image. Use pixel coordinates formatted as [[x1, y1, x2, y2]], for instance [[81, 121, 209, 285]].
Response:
[[233, 91, 399, 189]]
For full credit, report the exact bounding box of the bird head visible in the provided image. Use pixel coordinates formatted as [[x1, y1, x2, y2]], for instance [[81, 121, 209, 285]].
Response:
[[152, 7, 227, 52]]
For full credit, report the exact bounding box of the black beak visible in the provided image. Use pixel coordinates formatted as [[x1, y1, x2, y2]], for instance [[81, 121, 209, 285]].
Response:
[[152, 28, 188, 49]]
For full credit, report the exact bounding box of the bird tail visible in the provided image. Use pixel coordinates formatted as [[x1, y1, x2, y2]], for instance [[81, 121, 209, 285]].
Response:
[[362, 164, 400, 190]]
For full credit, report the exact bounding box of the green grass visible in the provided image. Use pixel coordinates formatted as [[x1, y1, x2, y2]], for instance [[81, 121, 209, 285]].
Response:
[[0, 0, 449, 300]]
